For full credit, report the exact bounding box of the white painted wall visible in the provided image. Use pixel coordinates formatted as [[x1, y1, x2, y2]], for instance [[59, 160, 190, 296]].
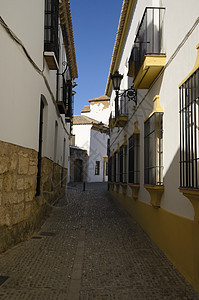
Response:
[[109, 0, 199, 220], [87, 129, 108, 182], [72, 124, 92, 155], [86, 103, 110, 125], [0, 1, 71, 170]]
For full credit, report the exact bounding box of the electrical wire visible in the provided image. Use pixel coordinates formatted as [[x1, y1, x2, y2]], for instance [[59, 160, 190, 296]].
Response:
[[0, 16, 70, 136]]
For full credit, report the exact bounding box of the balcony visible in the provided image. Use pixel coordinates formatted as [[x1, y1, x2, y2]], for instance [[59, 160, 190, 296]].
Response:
[[109, 96, 128, 130], [128, 7, 166, 89], [44, 0, 59, 70], [113, 95, 128, 128]]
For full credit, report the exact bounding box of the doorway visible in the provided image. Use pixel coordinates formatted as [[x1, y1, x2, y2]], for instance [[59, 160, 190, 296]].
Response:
[[74, 159, 83, 182]]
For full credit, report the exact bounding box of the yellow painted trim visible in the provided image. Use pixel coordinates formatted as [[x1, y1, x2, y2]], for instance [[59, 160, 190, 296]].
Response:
[[133, 121, 140, 134], [179, 188, 199, 223], [144, 185, 164, 208], [134, 55, 166, 89], [145, 95, 164, 122], [114, 115, 128, 128], [179, 44, 199, 87], [122, 134, 127, 146], [129, 183, 140, 200], [110, 190, 199, 292], [120, 183, 128, 195]]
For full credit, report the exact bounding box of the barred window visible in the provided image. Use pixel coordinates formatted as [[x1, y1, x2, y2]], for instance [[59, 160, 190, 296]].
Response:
[[44, 0, 59, 62], [95, 161, 100, 175], [108, 157, 112, 182], [144, 112, 163, 185], [129, 134, 140, 184], [119, 145, 127, 183], [179, 68, 199, 188], [116, 152, 120, 183], [112, 152, 117, 182]]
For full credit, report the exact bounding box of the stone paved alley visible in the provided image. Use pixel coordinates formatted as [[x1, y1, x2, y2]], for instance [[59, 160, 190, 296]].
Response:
[[0, 183, 198, 299]]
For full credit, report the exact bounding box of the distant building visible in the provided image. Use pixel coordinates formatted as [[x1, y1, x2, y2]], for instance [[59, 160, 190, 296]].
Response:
[[0, 0, 77, 252], [70, 95, 110, 182], [106, 0, 199, 292]]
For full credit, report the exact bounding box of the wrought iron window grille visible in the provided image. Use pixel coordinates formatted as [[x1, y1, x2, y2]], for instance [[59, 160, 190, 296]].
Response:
[[144, 112, 163, 186], [179, 68, 199, 189], [44, 0, 59, 63], [129, 134, 140, 184]]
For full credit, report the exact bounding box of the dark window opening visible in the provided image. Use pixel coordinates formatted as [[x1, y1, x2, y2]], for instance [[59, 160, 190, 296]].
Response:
[[95, 161, 100, 175], [44, 0, 59, 62], [129, 134, 140, 184], [144, 112, 163, 185]]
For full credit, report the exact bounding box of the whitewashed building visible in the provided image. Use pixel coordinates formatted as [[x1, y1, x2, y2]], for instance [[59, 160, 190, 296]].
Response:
[[107, 0, 199, 291], [0, 0, 77, 251], [71, 95, 110, 182]]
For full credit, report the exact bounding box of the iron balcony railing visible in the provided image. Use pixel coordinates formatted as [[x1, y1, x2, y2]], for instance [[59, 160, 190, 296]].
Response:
[[44, 0, 59, 63], [129, 7, 165, 79], [114, 94, 128, 119]]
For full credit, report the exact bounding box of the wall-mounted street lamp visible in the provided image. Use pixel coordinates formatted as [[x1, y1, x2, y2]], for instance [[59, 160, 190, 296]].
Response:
[[110, 71, 137, 116], [99, 121, 104, 133]]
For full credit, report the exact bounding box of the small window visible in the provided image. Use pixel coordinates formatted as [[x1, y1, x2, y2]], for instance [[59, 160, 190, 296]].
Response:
[[112, 152, 117, 182], [106, 162, 108, 176], [129, 133, 140, 184], [179, 68, 199, 188], [144, 112, 163, 185], [119, 145, 127, 183], [95, 161, 100, 175]]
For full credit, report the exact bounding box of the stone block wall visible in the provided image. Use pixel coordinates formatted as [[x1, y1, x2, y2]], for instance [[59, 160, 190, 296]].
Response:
[[0, 141, 67, 253]]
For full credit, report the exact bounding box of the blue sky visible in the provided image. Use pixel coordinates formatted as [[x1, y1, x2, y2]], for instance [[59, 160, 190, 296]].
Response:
[[70, 0, 123, 115]]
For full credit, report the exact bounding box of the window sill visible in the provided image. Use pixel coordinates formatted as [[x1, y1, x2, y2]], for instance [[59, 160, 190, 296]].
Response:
[[115, 182, 120, 193], [179, 188, 199, 223], [120, 183, 128, 195], [144, 185, 164, 208], [129, 184, 140, 200], [44, 51, 59, 70]]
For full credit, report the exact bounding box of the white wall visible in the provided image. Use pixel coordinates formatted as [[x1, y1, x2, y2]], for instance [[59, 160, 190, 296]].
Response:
[[72, 124, 92, 155], [87, 129, 108, 182], [86, 103, 110, 125], [0, 1, 70, 170], [109, 0, 199, 220]]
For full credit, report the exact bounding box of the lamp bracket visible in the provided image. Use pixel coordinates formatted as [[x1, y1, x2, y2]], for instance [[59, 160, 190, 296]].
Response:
[[119, 85, 137, 104]]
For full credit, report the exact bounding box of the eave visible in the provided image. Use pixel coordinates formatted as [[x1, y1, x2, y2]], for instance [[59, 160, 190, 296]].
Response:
[[59, 0, 78, 79], [105, 0, 136, 97]]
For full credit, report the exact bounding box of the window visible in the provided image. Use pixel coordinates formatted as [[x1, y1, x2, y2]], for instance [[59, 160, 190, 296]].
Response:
[[108, 157, 112, 182], [106, 162, 108, 177], [179, 68, 199, 188], [119, 145, 127, 183], [95, 161, 100, 175], [112, 152, 117, 182], [44, 0, 59, 64], [144, 112, 163, 185], [129, 133, 140, 184]]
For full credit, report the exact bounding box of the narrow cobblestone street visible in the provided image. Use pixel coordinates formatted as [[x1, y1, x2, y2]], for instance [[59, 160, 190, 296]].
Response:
[[0, 183, 198, 299]]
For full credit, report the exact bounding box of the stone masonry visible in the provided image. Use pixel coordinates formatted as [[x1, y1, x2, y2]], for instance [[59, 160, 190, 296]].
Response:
[[0, 141, 67, 253]]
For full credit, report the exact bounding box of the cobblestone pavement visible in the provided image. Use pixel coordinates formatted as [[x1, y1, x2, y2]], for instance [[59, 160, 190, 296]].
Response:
[[0, 182, 199, 299]]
